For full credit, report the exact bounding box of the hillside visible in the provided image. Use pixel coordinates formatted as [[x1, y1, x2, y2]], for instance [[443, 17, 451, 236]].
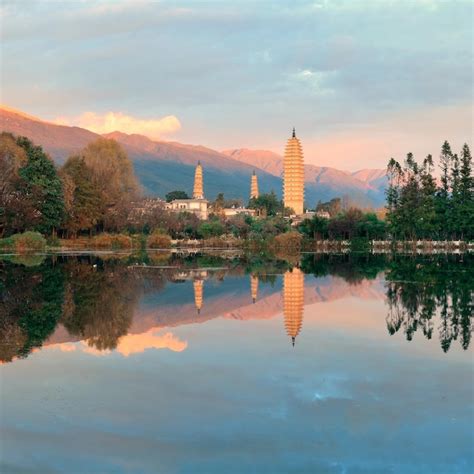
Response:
[[1, 106, 387, 205]]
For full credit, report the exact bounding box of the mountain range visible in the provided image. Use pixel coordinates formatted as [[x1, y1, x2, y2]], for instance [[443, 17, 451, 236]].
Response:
[[0, 106, 387, 207]]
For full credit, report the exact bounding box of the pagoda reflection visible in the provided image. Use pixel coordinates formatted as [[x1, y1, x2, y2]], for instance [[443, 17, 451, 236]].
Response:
[[283, 267, 304, 346], [250, 275, 259, 303], [193, 279, 204, 314]]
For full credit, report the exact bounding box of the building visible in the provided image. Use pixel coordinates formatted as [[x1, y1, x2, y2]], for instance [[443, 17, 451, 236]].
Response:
[[250, 170, 259, 199], [166, 162, 209, 219], [222, 207, 256, 218], [283, 128, 305, 215], [283, 267, 304, 346], [166, 199, 208, 220]]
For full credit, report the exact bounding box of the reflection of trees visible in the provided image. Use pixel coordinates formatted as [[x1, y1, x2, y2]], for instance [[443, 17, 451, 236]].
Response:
[[300, 253, 387, 283], [0, 261, 65, 362], [61, 261, 142, 351], [385, 256, 473, 352]]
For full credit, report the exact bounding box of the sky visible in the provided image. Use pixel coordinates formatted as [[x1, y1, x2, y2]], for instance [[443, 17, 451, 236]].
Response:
[[0, 0, 472, 170]]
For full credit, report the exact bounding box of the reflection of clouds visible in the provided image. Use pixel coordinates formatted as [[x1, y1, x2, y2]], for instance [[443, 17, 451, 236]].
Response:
[[48, 329, 187, 357]]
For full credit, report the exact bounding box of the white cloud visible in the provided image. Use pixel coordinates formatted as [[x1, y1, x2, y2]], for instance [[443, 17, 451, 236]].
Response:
[[55, 111, 181, 139]]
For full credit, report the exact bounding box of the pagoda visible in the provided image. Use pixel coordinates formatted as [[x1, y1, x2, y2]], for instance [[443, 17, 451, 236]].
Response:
[[283, 128, 304, 215], [193, 161, 204, 199], [250, 170, 259, 200]]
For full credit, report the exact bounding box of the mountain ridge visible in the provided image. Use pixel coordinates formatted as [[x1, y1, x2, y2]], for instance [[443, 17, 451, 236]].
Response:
[[0, 105, 387, 206]]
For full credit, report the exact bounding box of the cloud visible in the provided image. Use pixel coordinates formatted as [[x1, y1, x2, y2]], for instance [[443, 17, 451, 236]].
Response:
[[55, 112, 181, 139]]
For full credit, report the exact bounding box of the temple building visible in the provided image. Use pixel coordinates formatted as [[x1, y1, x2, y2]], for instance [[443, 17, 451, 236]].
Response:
[[193, 279, 204, 314], [283, 128, 305, 215], [283, 267, 304, 346], [166, 162, 209, 219], [250, 170, 259, 199], [250, 275, 259, 303]]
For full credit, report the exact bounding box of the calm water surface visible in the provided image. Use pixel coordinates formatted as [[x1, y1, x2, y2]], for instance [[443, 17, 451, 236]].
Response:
[[0, 253, 473, 473]]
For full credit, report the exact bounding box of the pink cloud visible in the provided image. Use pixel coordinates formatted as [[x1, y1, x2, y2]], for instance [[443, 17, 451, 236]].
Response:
[[55, 111, 181, 139]]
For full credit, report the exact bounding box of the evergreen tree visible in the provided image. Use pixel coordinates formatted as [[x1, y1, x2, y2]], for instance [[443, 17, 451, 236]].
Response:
[[419, 154, 438, 238], [17, 136, 64, 235], [436, 140, 453, 238], [458, 144, 473, 239], [449, 153, 461, 238]]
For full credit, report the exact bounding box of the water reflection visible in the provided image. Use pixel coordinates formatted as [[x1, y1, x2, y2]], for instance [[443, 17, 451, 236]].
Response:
[[0, 253, 472, 363]]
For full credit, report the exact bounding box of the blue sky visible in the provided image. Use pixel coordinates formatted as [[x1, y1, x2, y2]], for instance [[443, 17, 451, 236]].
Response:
[[1, 0, 472, 169]]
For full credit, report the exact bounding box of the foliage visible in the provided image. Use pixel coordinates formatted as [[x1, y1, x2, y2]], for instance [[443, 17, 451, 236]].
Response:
[[147, 231, 172, 249], [17, 136, 65, 235], [81, 138, 139, 231], [0, 133, 64, 236], [198, 219, 225, 239], [273, 231, 302, 251], [387, 141, 473, 240], [248, 191, 281, 216], [12, 231, 46, 253], [60, 155, 102, 236], [165, 190, 189, 202], [92, 233, 133, 249]]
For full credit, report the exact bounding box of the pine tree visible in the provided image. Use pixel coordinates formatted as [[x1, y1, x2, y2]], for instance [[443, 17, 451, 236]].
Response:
[[436, 141, 452, 239], [458, 144, 473, 239], [420, 154, 438, 238], [449, 153, 461, 239]]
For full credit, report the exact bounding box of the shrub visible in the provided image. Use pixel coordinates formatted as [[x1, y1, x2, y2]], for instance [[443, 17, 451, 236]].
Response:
[[147, 231, 172, 249], [12, 232, 46, 253], [92, 233, 132, 249], [273, 231, 302, 251]]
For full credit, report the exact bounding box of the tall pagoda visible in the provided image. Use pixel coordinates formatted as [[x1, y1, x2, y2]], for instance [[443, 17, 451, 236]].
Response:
[[250, 170, 259, 200], [193, 161, 204, 199], [283, 128, 304, 215]]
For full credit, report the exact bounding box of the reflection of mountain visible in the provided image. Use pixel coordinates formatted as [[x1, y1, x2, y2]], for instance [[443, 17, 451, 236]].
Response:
[[45, 272, 385, 351], [3, 254, 470, 362]]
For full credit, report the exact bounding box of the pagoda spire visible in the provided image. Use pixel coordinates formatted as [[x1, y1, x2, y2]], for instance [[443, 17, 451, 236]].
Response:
[[292, 127, 296, 138]]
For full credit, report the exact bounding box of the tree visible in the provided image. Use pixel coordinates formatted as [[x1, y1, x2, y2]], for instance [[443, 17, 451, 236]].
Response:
[[81, 138, 139, 230], [198, 219, 225, 239], [436, 141, 453, 238], [60, 155, 102, 237], [458, 144, 473, 239], [0, 133, 29, 236], [248, 191, 281, 216], [17, 136, 64, 235], [299, 215, 328, 240], [165, 190, 189, 202]]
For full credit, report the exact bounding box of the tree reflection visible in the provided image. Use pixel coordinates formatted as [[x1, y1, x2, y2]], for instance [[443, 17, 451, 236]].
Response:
[[385, 256, 473, 352], [0, 261, 65, 362], [61, 260, 144, 351]]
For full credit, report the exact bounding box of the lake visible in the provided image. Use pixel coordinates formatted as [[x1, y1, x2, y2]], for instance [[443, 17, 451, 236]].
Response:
[[0, 252, 473, 473]]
